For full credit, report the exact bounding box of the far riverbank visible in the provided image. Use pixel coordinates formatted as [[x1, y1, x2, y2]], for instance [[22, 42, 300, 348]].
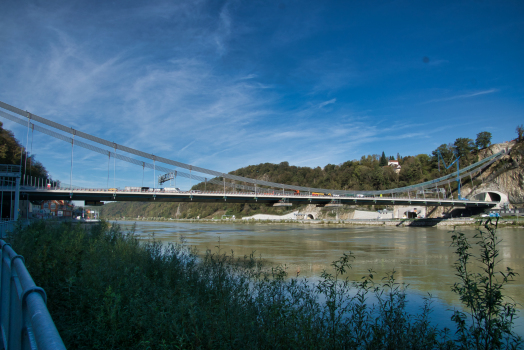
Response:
[[105, 216, 524, 228]]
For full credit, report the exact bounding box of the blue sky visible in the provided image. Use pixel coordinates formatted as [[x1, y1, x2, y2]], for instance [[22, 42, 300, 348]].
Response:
[[1, 0, 523, 189]]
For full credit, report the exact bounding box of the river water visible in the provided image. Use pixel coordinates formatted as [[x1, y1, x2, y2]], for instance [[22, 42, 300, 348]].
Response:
[[114, 220, 524, 336]]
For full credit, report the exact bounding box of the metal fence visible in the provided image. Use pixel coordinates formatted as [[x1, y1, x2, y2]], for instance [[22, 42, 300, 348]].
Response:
[[0, 240, 66, 350], [0, 166, 21, 175], [0, 221, 16, 239], [489, 208, 523, 217]]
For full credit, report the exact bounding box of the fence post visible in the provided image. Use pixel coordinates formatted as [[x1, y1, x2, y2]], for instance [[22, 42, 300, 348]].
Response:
[[0, 241, 66, 350], [8, 256, 24, 350]]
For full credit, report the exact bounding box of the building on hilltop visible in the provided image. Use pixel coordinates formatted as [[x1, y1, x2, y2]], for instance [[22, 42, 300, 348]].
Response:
[[388, 160, 401, 174]]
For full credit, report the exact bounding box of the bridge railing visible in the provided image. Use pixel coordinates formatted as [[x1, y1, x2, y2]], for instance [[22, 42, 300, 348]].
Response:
[[25, 187, 498, 203], [0, 240, 66, 350]]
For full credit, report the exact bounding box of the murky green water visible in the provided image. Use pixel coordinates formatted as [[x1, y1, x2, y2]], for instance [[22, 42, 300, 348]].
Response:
[[113, 220, 524, 336]]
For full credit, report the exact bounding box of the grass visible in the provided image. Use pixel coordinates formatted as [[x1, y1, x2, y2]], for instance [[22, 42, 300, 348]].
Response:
[[6, 220, 522, 349]]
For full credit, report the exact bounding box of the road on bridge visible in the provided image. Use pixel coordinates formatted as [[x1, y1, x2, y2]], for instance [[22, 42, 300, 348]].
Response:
[[19, 187, 498, 209]]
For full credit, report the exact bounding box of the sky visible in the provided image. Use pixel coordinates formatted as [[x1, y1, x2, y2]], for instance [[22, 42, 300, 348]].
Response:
[[0, 0, 523, 190]]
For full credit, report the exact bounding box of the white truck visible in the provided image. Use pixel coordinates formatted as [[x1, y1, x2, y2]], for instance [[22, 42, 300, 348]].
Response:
[[164, 187, 181, 193]]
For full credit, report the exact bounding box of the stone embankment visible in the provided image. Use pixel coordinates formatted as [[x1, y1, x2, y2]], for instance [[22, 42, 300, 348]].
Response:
[[345, 218, 509, 227]]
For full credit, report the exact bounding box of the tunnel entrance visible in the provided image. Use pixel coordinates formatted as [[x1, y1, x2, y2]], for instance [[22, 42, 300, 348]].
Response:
[[474, 192, 503, 202], [487, 192, 501, 202], [306, 214, 315, 220]]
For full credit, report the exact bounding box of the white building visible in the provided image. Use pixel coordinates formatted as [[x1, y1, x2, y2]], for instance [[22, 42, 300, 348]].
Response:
[[387, 160, 401, 173]]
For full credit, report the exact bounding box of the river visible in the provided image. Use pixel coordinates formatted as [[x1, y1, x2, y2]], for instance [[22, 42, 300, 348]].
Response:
[[113, 220, 524, 337]]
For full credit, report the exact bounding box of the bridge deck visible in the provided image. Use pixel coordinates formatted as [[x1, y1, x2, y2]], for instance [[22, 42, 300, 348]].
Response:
[[20, 188, 497, 208]]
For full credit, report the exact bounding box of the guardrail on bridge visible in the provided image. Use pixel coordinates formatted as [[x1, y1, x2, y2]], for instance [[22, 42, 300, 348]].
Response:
[[0, 240, 66, 350]]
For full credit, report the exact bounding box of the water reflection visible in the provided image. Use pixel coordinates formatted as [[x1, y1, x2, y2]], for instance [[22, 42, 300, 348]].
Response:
[[114, 220, 524, 336]]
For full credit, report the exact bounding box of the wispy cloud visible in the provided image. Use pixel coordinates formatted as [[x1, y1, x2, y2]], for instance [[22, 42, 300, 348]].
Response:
[[421, 89, 499, 104], [214, 3, 233, 56], [178, 140, 196, 155], [239, 74, 257, 80], [318, 98, 336, 108]]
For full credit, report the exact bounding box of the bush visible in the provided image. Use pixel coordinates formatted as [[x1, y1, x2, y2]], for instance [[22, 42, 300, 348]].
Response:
[[450, 221, 522, 349]]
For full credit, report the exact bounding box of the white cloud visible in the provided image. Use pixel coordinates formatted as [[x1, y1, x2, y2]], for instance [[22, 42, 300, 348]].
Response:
[[214, 4, 232, 55], [239, 74, 257, 80], [178, 140, 196, 155], [422, 89, 499, 104], [318, 98, 336, 108]]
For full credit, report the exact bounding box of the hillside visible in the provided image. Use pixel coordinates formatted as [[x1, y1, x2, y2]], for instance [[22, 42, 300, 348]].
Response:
[[100, 133, 524, 220], [465, 140, 524, 203]]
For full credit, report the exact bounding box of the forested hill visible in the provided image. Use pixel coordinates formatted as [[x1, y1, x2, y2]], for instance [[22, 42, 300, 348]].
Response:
[[100, 130, 523, 220], [193, 134, 493, 192]]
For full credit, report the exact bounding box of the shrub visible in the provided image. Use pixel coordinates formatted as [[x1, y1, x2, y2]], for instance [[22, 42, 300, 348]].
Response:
[[450, 221, 522, 349]]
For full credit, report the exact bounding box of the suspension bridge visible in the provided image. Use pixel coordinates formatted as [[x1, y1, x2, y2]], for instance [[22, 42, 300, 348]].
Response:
[[0, 100, 512, 350], [0, 100, 508, 214]]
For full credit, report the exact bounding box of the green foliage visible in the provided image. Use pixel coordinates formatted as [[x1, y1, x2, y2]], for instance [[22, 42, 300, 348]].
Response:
[[99, 200, 291, 220], [476, 131, 492, 149], [432, 144, 454, 166], [454, 138, 475, 159], [7, 222, 522, 349], [379, 151, 388, 166], [517, 125, 524, 142], [0, 121, 48, 178], [450, 224, 522, 349]]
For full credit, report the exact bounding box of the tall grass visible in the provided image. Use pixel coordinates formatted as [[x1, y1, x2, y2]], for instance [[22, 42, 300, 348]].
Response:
[[7, 220, 522, 349]]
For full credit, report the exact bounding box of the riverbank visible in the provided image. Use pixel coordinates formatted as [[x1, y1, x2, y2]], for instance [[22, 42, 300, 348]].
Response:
[[105, 216, 524, 228]]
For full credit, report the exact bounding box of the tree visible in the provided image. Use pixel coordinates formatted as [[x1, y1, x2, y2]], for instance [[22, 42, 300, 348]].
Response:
[[379, 151, 388, 166], [431, 144, 454, 167], [0, 121, 48, 179], [453, 138, 475, 158], [370, 165, 386, 189], [399, 156, 421, 184], [475, 131, 492, 149], [415, 154, 431, 179], [517, 125, 524, 142]]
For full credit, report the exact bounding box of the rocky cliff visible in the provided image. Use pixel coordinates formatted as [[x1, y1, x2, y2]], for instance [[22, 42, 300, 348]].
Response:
[[424, 141, 523, 218], [465, 140, 523, 206]]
